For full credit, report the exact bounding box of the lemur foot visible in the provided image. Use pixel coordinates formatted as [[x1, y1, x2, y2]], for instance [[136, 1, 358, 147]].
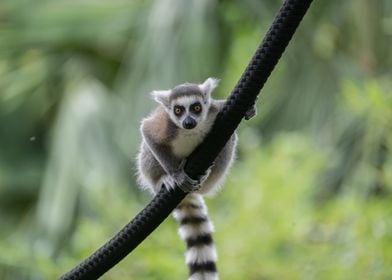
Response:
[[244, 98, 258, 120]]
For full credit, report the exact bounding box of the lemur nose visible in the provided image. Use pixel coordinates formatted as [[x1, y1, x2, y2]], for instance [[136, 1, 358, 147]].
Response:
[[183, 117, 197, 129]]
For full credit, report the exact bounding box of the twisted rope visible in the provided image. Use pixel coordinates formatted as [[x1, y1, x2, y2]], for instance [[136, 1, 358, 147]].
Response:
[[61, 0, 313, 278]]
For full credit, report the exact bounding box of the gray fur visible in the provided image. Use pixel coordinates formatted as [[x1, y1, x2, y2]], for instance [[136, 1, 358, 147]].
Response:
[[170, 84, 205, 103]]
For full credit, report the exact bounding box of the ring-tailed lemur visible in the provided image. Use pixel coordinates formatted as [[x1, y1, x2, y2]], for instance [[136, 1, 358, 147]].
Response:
[[137, 77, 256, 280]]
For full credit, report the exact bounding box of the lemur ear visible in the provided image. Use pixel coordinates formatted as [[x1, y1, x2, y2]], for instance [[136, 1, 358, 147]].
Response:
[[151, 90, 171, 107], [199, 77, 219, 98]]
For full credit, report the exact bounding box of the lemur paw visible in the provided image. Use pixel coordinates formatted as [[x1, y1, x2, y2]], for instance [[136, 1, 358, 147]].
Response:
[[198, 167, 211, 186], [244, 98, 258, 120], [173, 171, 200, 193], [163, 161, 211, 193], [161, 175, 178, 191], [244, 107, 256, 120], [161, 171, 199, 193]]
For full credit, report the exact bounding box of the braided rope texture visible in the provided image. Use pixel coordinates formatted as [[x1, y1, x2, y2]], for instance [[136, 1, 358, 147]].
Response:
[[60, 0, 313, 279]]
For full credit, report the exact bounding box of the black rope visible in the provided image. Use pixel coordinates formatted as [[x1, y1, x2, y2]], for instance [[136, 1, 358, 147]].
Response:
[[60, 0, 313, 279]]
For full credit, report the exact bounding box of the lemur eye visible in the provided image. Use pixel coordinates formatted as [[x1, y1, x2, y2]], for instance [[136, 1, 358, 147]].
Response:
[[174, 106, 184, 116], [191, 103, 202, 114]]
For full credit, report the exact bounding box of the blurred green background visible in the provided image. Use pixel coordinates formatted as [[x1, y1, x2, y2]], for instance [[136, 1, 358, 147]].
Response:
[[0, 0, 391, 279]]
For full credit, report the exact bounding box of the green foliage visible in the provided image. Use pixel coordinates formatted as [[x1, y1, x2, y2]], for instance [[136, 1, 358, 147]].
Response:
[[0, 0, 391, 279]]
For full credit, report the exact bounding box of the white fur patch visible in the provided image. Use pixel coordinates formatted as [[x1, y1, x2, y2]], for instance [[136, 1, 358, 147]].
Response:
[[159, 174, 177, 191], [199, 77, 219, 96], [186, 194, 206, 206], [173, 194, 208, 220], [186, 245, 217, 264], [189, 272, 219, 280], [171, 132, 203, 158], [171, 115, 214, 158], [175, 96, 201, 107], [151, 90, 171, 106], [173, 206, 207, 221], [178, 222, 214, 240]]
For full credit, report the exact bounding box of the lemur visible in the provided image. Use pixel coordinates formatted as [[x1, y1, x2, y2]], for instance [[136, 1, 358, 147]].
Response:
[[137, 77, 256, 280]]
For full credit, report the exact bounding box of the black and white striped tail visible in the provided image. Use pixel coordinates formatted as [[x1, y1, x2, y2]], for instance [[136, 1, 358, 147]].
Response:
[[173, 193, 218, 280]]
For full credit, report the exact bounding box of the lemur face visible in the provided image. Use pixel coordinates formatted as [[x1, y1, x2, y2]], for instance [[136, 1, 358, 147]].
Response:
[[169, 94, 208, 130], [151, 77, 219, 130]]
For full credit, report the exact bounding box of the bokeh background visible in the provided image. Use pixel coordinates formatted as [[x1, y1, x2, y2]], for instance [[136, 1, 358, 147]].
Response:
[[1, 0, 391, 279]]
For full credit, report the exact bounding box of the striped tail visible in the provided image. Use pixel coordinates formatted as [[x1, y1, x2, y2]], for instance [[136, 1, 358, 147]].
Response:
[[173, 193, 218, 280]]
